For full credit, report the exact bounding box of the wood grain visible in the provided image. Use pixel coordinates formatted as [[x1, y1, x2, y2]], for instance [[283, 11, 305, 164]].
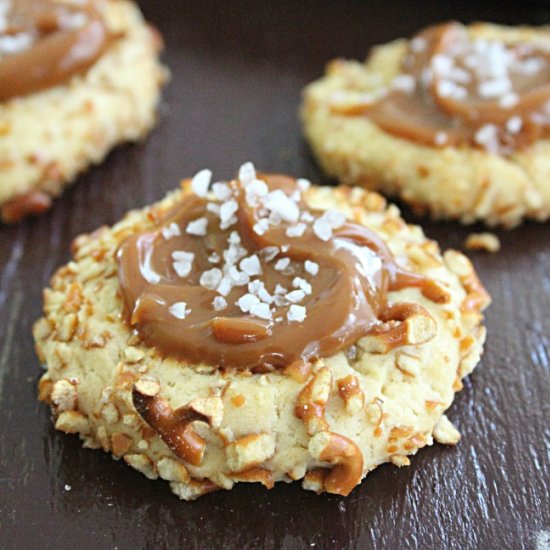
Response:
[[1, 1, 549, 548]]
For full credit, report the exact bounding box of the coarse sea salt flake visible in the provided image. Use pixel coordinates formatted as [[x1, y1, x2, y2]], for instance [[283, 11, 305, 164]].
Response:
[[240, 255, 262, 276], [173, 260, 193, 278], [246, 179, 268, 197], [253, 219, 269, 236], [238, 162, 256, 185], [286, 290, 306, 303], [263, 190, 300, 223], [212, 182, 232, 201], [287, 305, 306, 323], [212, 296, 227, 311], [162, 222, 181, 240], [313, 218, 332, 241], [434, 132, 448, 146], [286, 223, 306, 238], [305, 260, 319, 276], [238, 293, 260, 313], [191, 169, 212, 197], [474, 124, 498, 147], [206, 203, 220, 215], [293, 277, 312, 294], [275, 258, 290, 271], [217, 276, 233, 296], [499, 93, 519, 109], [324, 210, 346, 229], [172, 250, 194, 262], [506, 116, 522, 134], [250, 302, 272, 320], [186, 217, 208, 236], [200, 268, 223, 290], [261, 246, 279, 262], [169, 302, 189, 319], [220, 200, 238, 224]]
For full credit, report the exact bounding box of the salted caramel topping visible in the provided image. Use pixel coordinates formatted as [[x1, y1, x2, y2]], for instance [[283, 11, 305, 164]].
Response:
[[0, 0, 111, 101], [337, 22, 550, 154], [118, 164, 438, 372]]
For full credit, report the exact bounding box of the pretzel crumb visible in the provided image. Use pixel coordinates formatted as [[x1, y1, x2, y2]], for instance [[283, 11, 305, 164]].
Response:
[[464, 232, 500, 253]]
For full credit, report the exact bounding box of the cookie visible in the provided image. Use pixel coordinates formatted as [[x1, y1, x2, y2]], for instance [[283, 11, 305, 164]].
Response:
[[302, 22, 550, 227], [0, 0, 167, 223], [34, 164, 489, 499]]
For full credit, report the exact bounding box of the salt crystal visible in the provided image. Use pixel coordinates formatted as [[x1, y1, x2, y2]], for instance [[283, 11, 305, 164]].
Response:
[[246, 179, 268, 197], [474, 124, 499, 149], [172, 251, 194, 262], [275, 258, 290, 271], [200, 268, 223, 290], [263, 190, 300, 223], [169, 302, 189, 319], [186, 217, 208, 236], [499, 93, 519, 109], [212, 182, 232, 201], [261, 246, 279, 262], [293, 277, 312, 294], [287, 305, 306, 323], [229, 266, 250, 286], [238, 162, 256, 186], [506, 116, 522, 134], [253, 219, 269, 236], [478, 78, 511, 99], [286, 223, 307, 238], [208, 252, 221, 263], [212, 296, 227, 311], [173, 260, 193, 278], [217, 276, 233, 296], [323, 210, 346, 229], [286, 290, 306, 303], [240, 254, 262, 276], [191, 169, 212, 197], [258, 287, 274, 304], [219, 200, 238, 227], [238, 293, 260, 313], [162, 222, 181, 240], [304, 260, 319, 276], [228, 231, 241, 244], [250, 302, 272, 320], [313, 218, 332, 241], [206, 203, 220, 215], [434, 132, 448, 146]]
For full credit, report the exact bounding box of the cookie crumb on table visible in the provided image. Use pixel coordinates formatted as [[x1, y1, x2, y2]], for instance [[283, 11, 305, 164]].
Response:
[[464, 232, 501, 253]]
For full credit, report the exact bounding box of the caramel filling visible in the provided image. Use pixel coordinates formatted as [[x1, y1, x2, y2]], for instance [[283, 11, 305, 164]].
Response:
[[336, 22, 550, 154], [0, 0, 112, 101], [117, 167, 440, 372]]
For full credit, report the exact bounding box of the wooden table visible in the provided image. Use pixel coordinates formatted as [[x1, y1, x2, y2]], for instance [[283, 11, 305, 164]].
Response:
[[1, 1, 549, 548]]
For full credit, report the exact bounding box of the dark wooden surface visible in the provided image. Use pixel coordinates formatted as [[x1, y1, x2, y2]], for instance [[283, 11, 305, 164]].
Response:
[[1, 1, 550, 548]]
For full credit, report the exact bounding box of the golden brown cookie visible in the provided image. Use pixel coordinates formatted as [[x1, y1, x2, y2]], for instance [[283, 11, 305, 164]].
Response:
[[34, 164, 489, 499], [0, 0, 167, 223], [302, 22, 550, 227]]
